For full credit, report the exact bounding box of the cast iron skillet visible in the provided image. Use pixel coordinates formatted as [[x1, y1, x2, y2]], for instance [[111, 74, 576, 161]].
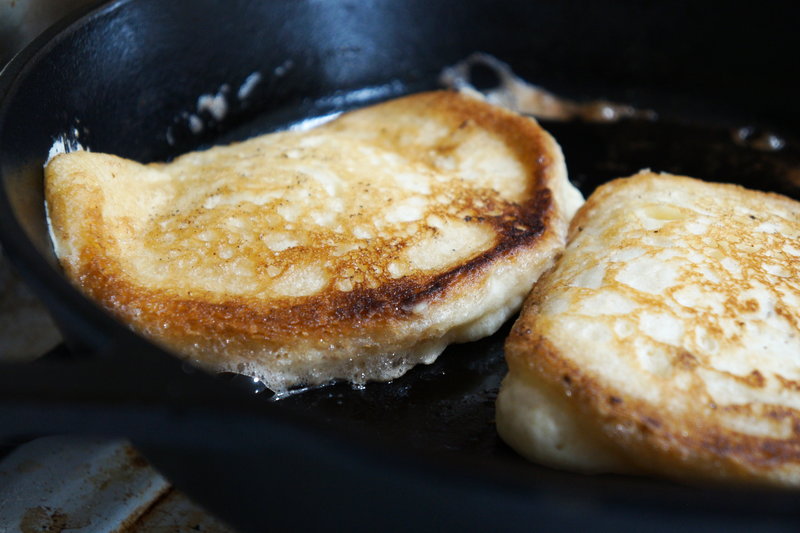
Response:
[[2, 1, 800, 531]]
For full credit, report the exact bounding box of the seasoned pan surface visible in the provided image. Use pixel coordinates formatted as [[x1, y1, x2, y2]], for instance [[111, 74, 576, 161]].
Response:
[[2, 1, 800, 531]]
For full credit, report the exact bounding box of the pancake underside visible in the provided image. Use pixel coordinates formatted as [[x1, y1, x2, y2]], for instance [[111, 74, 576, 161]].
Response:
[[498, 171, 800, 486], [45, 90, 583, 392]]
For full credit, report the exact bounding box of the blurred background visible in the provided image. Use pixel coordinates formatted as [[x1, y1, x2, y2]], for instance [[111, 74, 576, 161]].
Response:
[[0, 0, 97, 360], [0, 0, 95, 64], [0, 3, 235, 529]]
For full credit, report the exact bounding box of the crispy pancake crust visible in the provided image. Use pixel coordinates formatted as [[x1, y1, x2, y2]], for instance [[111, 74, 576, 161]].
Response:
[[46, 91, 582, 392], [498, 171, 800, 486]]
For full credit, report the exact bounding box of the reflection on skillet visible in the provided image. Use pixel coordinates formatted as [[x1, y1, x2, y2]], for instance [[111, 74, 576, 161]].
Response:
[[441, 53, 658, 122]]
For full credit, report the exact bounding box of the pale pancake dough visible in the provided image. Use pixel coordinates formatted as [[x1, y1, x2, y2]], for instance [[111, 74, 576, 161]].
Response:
[[498, 171, 800, 486]]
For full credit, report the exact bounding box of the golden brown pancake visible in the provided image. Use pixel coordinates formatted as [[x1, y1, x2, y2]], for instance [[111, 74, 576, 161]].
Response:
[[45, 90, 583, 393], [497, 171, 800, 486]]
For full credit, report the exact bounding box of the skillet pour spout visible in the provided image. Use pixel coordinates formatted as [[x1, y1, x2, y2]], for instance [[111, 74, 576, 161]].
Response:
[[2, 0, 800, 531]]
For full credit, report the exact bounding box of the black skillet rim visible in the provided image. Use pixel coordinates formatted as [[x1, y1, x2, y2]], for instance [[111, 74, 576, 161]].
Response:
[[1, 1, 799, 530]]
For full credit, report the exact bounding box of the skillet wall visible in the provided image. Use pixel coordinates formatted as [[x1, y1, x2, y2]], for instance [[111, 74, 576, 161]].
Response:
[[2, 0, 798, 263], [2, 1, 800, 531]]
